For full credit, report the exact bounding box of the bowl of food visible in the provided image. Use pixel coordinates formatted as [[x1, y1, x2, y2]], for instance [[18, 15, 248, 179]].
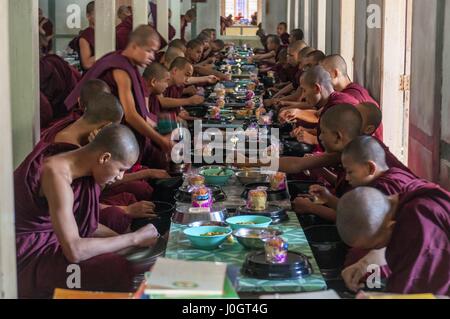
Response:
[[226, 215, 272, 231], [188, 221, 229, 228], [236, 170, 270, 185], [199, 166, 235, 186], [183, 226, 232, 250], [233, 228, 283, 250]]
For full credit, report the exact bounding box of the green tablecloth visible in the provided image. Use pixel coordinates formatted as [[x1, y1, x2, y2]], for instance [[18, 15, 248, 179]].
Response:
[[165, 212, 327, 293]]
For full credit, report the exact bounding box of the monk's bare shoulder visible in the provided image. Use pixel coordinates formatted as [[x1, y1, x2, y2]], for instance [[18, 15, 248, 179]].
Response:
[[112, 69, 132, 85], [40, 156, 73, 196]]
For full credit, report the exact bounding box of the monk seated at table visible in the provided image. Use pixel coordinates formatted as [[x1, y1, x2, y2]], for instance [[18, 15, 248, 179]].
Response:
[[168, 39, 187, 54], [277, 22, 290, 46], [159, 57, 205, 122], [15, 124, 159, 298], [336, 186, 450, 296], [185, 39, 231, 82], [65, 25, 173, 168], [321, 54, 383, 140], [69, 1, 95, 71]]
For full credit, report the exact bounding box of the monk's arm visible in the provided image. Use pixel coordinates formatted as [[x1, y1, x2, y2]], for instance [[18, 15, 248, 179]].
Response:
[[186, 75, 219, 85], [194, 65, 230, 81], [41, 166, 144, 263], [279, 153, 341, 174], [93, 224, 119, 238], [279, 86, 302, 102], [310, 206, 337, 223], [272, 84, 294, 99], [252, 51, 275, 62], [158, 95, 202, 109], [79, 38, 95, 70], [113, 70, 170, 151]]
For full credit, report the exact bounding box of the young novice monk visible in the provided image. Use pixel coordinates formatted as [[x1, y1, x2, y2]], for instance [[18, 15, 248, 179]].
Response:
[[159, 57, 205, 121], [337, 186, 450, 296], [15, 124, 160, 298], [65, 25, 172, 166], [71, 1, 96, 71], [320, 54, 383, 140]]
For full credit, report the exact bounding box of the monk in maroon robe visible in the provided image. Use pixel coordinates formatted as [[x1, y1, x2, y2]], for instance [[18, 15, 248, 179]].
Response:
[[40, 54, 81, 119], [40, 93, 53, 131], [15, 124, 159, 298], [277, 22, 290, 46], [116, 15, 133, 51], [65, 25, 172, 168], [337, 186, 450, 295], [321, 54, 383, 141], [69, 1, 96, 71], [39, 8, 54, 54]]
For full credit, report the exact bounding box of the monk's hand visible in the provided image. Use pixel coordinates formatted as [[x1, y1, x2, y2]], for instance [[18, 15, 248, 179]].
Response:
[[309, 185, 333, 205], [134, 224, 160, 247], [125, 201, 157, 219], [292, 197, 317, 215], [188, 95, 205, 105], [341, 261, 368, 293], [264, 98, 275, 108], [206, 75, 220, 84], [296, 130, 318, 145], [184, 86, 198, 96], [144, 169, 171, 180]]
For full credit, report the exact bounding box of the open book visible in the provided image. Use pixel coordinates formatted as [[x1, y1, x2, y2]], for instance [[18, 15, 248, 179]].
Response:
[[145, 258, 228, 297]]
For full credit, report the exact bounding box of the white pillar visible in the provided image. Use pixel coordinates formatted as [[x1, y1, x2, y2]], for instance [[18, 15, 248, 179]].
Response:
[[133, 0, 149, 30], [9, 0, 40, 167], [339, 0, 355, 79], [303, 0, 310, 44], [95, 0, 116, 60], [317, 0, 327, 52], [2, 0, 18, 299], [170, 0, 181, 38], [287, 0, 292, 31], [157, 0, 169, 43], [294, 0, 300, 29]]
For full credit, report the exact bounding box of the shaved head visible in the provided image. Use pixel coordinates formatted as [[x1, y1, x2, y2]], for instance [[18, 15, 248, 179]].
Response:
[[83, 93, 124, 125], [305, 50, 326, 64], [117, 5, 131, 20], [301, 65, 334, 91], [87, 124, 139, 164], [321, 54, 348, 77], [86, 1, 95, 15], [356, 103, 383, 135], [288, 40, 308, 52], [337, 187, 391, 246], [128, 25, 160, 47], [80, 80, 111, 109], [321, 103, 362, 139], [169, 39, 187, 52], [290, 29, 305, 42], [143, 62, 169, 81], [342, 136, 388, 169], [164, 46, 185, 67], [299, 46, 315, 59]]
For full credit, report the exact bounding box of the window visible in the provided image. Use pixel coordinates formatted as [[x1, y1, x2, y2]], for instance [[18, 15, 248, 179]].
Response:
[[223, 0, 259, 21]]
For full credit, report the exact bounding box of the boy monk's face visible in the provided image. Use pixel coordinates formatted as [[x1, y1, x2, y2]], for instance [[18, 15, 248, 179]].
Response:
[[187, 45, 204, 63], [287, 47, 298, 66], [319, 123, 346, 153], [341, 154, 375, 187], [277, 24, 286, 36], [172, 64, 193, 86], [93, 155, 135, 187], [134, 37, 160, 67], [300, 77, 321, 107], [152, 71, 171, 95]]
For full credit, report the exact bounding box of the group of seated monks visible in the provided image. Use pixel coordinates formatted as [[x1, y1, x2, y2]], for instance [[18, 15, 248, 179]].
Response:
[[20, 8, 449, 298]]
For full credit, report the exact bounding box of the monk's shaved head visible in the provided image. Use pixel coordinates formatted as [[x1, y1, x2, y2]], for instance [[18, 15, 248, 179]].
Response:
[[337, 187, 391, 246], [129, 25, 160, 47], [87, 124, 139, 164], [321, 54, 348, 77], [342, 136, 388, 170], [86, 1, 95, 15], [169, 39, 187, 51], [143, 62, 169, 81], [321, 104, 362, 139], [164, 46, 185, 67], [84, 93, 124, 125], [356, 102, 383, 135], [290, 29, 305, 42], [170, 57, 192, 71], [117, 5, 131, 20], [299, 46, 315, 59], [301, 65, 334, 91], [289, 40, 307, 51], [80, 80, 111, 109], [305, 50, 326, 64]]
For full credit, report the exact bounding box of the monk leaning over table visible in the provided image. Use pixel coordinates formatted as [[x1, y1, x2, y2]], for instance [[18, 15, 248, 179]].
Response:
[[15, 124, 159, 298], [337, 186, 450, 296]]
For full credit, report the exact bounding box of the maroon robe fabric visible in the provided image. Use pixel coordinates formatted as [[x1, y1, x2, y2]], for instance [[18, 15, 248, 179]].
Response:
[[386, 184, 450, 295], [64, 51, 157, 164], [40, 114, 154, 210], [162, 84, 184, 119], [40, 93, 54, 131], [342, 82, 384, 141], [99, 193, 135, 234], [116, 15, 133, 51], [149, 2, 176, 41], [343, 168, 426, 274], [40, 54, 81, 119], [14, 143, 134, 298], [79, 27, 95, 57], [291, 68, 303, 90]]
